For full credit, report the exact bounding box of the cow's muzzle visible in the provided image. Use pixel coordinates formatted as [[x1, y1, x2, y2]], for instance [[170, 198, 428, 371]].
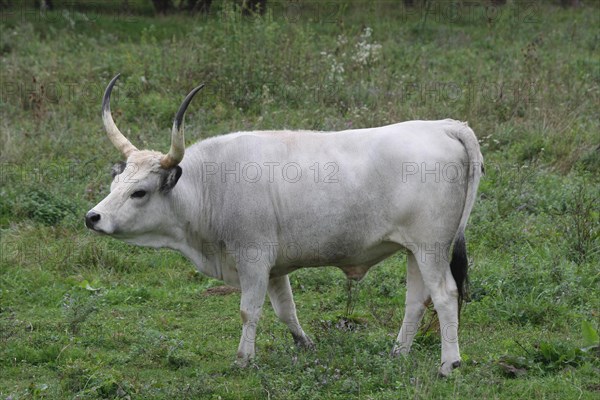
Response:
[[85, 211, 101, 230]]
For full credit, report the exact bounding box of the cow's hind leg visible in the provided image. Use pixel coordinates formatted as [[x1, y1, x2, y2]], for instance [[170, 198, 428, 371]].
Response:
[[392, 252, 430, 356], [414, 248, 461, 377], [268, 275, 314, 349]]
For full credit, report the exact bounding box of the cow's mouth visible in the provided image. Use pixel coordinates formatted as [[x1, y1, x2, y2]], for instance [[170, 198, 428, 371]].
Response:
[[87, 225, 108, 235]]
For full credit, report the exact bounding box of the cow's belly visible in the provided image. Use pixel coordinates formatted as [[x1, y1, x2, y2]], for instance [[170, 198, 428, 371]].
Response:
[[269, 240, 403, 279]]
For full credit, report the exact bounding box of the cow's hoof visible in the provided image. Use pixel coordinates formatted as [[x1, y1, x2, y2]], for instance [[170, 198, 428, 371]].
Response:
[[390, 344, 409, 357], [293, 333, 316, 351], [234, 358, 248, 368], [438, 360, 461, 377], [235, 353, 253, 368]]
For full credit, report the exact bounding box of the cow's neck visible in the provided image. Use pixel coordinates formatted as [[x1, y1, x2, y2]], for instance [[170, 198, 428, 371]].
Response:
[[163, 179, 228, 281]]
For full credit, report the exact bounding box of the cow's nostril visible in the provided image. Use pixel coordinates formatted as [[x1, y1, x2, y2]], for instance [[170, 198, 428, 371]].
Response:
[[85, 211, 101, 229]]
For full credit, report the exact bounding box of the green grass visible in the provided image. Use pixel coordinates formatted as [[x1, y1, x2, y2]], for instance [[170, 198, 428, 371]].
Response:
[[1, 1, 599, 399]]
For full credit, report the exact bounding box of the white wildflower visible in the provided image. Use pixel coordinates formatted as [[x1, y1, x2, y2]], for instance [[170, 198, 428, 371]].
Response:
[[352, 27, 382, 66]]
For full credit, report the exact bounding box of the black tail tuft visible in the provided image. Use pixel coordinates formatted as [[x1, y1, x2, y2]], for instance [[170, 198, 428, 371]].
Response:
[[450, 231, 469, 313]]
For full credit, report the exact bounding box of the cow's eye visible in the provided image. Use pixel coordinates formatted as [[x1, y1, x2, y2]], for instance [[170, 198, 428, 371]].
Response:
[[131, 190, 147, 199]]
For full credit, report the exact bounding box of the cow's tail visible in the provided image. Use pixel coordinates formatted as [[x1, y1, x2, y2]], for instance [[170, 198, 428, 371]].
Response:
[[447, 121, 483, 312]]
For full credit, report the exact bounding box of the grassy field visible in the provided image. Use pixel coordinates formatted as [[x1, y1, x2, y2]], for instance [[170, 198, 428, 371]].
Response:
[[1, 1, 599, 399]]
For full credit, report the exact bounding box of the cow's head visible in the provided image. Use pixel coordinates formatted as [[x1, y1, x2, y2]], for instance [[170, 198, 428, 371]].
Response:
[[85, 74, 203, 244]]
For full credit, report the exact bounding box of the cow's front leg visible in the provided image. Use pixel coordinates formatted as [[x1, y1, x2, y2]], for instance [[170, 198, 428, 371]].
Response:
[[235, 268, 269, 367], [268, 275, 314, 350]]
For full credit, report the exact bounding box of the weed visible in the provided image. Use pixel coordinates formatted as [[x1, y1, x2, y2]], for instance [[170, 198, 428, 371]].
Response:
[[499, 321, 599, 377], [21, 189, 78, 226], [555, 175, 600, 262], [62, 291, 98, 336]]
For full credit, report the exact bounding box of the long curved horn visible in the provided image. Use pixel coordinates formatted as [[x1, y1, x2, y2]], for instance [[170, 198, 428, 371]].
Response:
[[102, 74, 138, 157], [160, 84, 205, 169]]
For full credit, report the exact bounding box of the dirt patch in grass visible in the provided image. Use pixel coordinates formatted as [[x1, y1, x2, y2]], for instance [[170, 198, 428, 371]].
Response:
[[203, 286, 240, 296]]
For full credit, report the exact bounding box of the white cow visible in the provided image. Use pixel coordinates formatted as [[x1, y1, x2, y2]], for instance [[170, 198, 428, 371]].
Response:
[[86, 74, 483, 376]]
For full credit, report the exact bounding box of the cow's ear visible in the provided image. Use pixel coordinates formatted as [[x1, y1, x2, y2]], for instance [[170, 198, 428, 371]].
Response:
[[111, 161, 126, 179], [160, 166, 182, 193]]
